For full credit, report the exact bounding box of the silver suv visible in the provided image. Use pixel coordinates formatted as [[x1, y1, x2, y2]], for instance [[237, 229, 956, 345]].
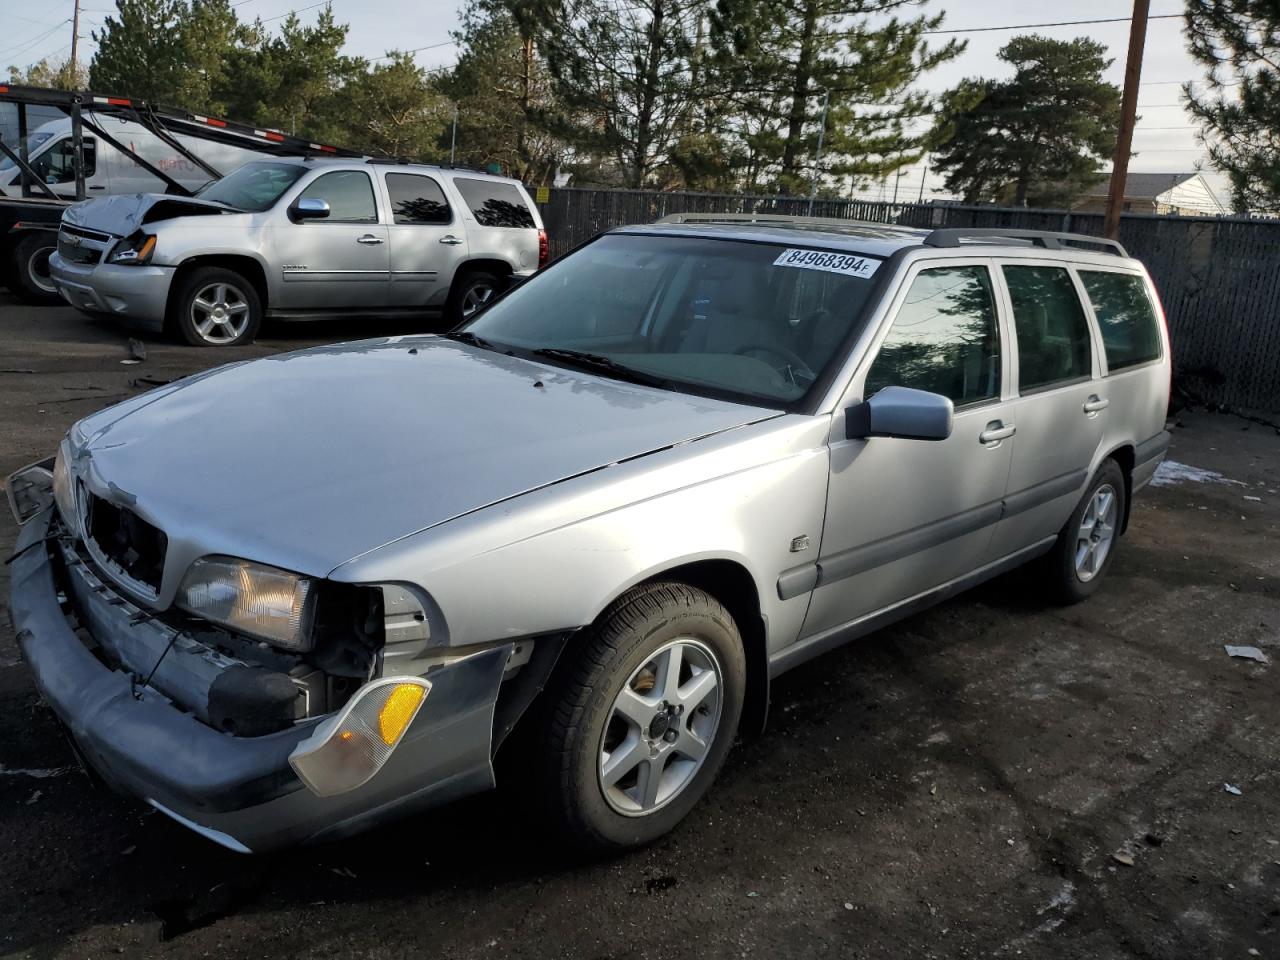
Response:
[[8, 216, 1170, 853], [47, 158, 546, 345]]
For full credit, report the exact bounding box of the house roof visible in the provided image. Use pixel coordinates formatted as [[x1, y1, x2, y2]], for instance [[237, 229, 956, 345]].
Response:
[[1083, 172, 1199, 199]]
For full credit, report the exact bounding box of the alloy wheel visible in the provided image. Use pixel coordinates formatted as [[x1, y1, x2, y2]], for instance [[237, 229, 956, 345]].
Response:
[[598, 638, 724, 816], [190, 282, 251, 345], [1075, 483, 1117, 582], [460, 281, 495, 318]]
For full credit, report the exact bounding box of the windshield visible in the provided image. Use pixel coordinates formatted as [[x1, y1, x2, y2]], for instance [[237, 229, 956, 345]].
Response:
[[195, 160, 307, 211], [461, 233, 881, 406], [0, 131, 54, 172]]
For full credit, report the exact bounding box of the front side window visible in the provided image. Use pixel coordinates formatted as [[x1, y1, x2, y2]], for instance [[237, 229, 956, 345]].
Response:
[[297, 170, 377, 223], [461, 233, 881, 405], [454, 177, 535, 228], [864, 266, 1001, 406], [1078, 271, 1162, 371], [29, 137, 96, 183], [386, 173, 451, 224], [196, 160, 307, 212], [1003, 265, 1093, 391]]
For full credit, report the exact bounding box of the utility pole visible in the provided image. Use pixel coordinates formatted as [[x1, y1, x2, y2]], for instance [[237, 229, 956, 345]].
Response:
[[70, 0, 81, 79], [1103, 0, 1150, 240], [807, 89, 830, 216], [450, 105, 459, 165], [917, 155, 929, 204], [892, 165, 903, 205]]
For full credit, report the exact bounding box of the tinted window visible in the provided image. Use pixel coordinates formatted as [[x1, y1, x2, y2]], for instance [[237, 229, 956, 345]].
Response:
[[197, 161, 307, 211], [386, 173, 451, 224], [1003, 265, 1093, 391], [454, 177, 535, 227], [298, 170, 377, 223], [1079, 271, 1162, 371], [463, 234, 879, 405], [865, 266, 1001, 406]]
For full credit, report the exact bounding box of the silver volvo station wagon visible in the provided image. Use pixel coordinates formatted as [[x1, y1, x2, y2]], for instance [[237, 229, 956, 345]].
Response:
[[7, 215, 1171, 853]]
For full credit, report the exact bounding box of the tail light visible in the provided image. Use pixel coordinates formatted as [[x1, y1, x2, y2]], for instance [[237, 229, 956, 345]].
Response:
[[537, 229, 549, 270]]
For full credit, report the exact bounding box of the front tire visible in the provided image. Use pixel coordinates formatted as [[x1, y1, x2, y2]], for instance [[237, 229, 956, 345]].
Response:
[[538, 582, 746, 852], [172, 267, 262, 347], [10, 232, 60, 304], [1045, 459, 1126, 604]]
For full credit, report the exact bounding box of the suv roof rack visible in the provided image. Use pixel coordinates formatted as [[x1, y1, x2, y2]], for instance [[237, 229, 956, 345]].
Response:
[[657, 212, 919, 232], [923, 228, 1129, 258]]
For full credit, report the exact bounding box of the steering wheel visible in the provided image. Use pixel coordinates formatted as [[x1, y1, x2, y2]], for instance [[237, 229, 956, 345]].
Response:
[[734, 343, 817, 387]]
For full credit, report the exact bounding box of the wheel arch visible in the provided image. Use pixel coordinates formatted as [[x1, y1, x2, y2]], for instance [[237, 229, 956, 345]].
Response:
[[1098, 442, 1136, 533], [448, 257, 512, 296], [168, 254, 269, 323]]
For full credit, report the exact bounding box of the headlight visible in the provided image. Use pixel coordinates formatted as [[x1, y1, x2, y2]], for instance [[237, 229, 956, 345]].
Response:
[[108, 232, 156, 265], [178, 556, 315, 650]]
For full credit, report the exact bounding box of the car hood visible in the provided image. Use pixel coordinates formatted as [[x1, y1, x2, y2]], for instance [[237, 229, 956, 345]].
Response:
[[72, 337, 779, 581], [61, 192, 232, 237]]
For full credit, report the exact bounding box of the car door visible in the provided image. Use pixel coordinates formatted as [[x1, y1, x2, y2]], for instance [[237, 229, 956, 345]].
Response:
[[27, 136, 103, 198], [987, 260, 1107, 560], [799, 260, 1017, 640], [381, 171, 468, 307], [269, 169, 390, 311]]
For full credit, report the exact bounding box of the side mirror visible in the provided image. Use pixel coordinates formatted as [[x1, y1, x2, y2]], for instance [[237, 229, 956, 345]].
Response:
[[290, 197, 331, 222], [845, 385, 954, 441]]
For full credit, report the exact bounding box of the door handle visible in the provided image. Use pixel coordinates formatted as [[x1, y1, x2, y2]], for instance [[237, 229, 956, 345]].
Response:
[[438, 235, 464, 245], [89, 185, 106, 190], [356, 234, 384, 245], [979, 421, 1016, 445], [1083, 395, 1110, 414]]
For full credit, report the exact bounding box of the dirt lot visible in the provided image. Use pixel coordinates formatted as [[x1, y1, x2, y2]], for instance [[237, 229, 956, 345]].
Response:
[[1, 295, 1278, 960]]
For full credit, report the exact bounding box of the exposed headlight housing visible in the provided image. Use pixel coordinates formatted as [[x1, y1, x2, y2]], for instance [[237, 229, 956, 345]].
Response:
[[51, 445, 75, 528], [5, 457, 54, 525], [108, 232, 156, 265], [178, 556, 316, 650]]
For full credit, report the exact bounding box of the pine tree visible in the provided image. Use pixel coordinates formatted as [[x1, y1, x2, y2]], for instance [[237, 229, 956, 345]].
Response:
[[928, 35, 1121, 207], [708, 0, 963, 194], [1185, 0, 1280, 212]]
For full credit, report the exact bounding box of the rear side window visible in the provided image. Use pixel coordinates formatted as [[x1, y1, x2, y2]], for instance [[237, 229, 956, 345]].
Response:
[[1003, 265, 1093, 391], [1078, 271, 1162, 371], [865, 265, 1001, 407], [386, 173, 451, 225], [453, 177, 535, 228], [298, 170, 377, 223]]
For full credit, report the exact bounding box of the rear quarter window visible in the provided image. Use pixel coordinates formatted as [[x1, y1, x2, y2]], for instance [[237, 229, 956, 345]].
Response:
[[1078, 271, 1163, 371], [453, 177, 536, 228]]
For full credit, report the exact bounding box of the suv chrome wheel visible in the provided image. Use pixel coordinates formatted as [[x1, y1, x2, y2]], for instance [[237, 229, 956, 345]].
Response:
[[460, 279, 495, 318], [599, 637, 724, 816], [190, 281, 251, 344], [1075, 483, 1117, 582]]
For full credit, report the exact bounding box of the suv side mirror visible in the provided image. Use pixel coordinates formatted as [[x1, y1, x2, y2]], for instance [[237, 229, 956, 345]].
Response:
[[845, 386, 954, 441], [290, 197, 331, 222]]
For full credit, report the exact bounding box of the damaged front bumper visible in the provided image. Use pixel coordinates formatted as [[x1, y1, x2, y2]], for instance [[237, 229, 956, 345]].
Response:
[[8, 507, 511, 853]]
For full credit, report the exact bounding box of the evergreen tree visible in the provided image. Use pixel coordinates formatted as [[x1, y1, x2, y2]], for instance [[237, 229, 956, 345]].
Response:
[[530, 0, 709, 187], [708, 0, 963, 194], [1185, 0, 1280, 212], [928, 35, 1121, 207]]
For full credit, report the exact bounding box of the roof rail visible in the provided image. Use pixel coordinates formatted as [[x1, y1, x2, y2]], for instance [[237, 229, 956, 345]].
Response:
[[657, 212, 920, 232], [923, 227, 1129, 258]]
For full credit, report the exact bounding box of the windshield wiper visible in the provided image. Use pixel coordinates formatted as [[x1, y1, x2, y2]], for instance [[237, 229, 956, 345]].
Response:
[[532, 348, 667, 387], [447, 330, 497, 350]]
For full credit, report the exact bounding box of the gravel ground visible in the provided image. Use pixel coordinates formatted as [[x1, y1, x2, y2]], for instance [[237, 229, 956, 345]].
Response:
[[1, 296, 1278, 959]]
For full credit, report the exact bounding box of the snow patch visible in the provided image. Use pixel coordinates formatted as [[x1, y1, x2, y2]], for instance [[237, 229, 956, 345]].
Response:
[[1150, 460, 1246, 488]]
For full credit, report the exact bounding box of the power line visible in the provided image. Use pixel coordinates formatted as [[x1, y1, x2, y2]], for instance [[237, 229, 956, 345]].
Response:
[[922, 13, 1183, 35], [0, 20, 70, 59], [368, 39, 456, 62]]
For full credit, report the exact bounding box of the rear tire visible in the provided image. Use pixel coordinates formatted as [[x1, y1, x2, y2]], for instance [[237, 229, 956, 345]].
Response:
[[172, 266, 262, 347], [1044, 459, 1126, 604], [537, 582, 746, 853], [445, 269, 500, 326], [10, 232, 60, 304]]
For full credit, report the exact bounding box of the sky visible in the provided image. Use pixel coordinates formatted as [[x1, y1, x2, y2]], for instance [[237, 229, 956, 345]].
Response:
[[1, 0, 1227, 204]]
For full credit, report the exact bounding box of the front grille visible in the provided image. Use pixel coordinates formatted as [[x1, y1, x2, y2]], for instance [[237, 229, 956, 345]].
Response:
[[58, 225, 111, 265], [85, 494, 168, 592]]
